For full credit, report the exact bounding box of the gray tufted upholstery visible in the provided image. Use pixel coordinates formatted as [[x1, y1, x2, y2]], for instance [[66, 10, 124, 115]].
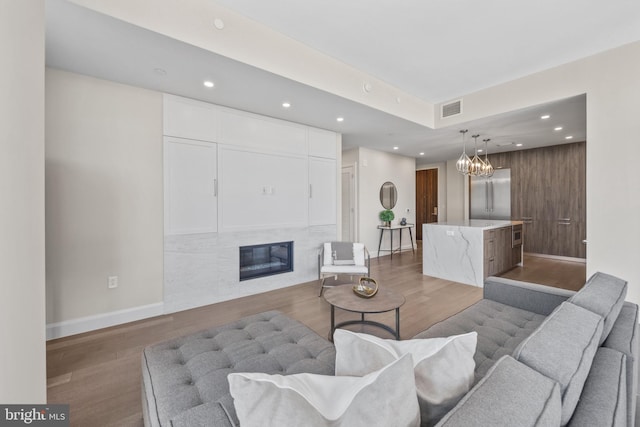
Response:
[[413, 299, 546, 381], [142, 311, 336, 427]]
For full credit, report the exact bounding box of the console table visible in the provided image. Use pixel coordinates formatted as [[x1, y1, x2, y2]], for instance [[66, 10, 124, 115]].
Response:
[[377, 223, 415, 259]]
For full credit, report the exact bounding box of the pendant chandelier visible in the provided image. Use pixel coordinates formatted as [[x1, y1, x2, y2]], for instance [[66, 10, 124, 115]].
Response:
[[468, 134, 485, 176], [455, 129, 471, 174], [456, 131, 495, 177], [482, 138, 494, 177]]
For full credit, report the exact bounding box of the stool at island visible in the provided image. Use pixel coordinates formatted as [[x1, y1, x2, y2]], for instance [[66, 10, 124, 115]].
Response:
[[377, 223, 415, 259]]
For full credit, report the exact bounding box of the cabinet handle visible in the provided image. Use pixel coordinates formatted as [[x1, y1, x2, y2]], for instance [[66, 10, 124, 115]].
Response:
[[522, 216, 532, 220], [214, 179, 218, 197], [558, 218, 571, 221], [523, 220, 533, 224], [558, 222, 571, 226], [309, 184, 312, 198]]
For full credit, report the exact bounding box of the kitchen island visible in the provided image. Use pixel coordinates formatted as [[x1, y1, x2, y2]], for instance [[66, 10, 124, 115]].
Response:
[[423, 220, 523, 287]]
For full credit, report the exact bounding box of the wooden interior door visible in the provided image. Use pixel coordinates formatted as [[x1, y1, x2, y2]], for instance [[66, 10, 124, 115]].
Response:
[[416, 169, 438, 240]]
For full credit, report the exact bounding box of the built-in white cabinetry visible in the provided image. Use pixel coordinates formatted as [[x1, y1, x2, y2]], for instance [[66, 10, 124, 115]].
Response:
[[309, 157, 337, 225], [309, 128, 338, 159], [162, 94, 339, 232], [219, 147, 308, 230], [163, 95, 218, 143], [164, 137, 217, 234], [219, 109, 307, 155]]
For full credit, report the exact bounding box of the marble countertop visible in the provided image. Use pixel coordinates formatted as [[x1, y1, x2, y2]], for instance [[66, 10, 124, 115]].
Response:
[[425, 220, 523, 230]]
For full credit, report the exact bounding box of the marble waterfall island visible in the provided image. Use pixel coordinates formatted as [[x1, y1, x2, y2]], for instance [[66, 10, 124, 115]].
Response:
[[423, 220, 523, 287]]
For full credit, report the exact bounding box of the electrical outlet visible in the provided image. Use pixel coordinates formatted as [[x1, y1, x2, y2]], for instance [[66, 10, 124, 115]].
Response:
[[108, 276, 118, 289]]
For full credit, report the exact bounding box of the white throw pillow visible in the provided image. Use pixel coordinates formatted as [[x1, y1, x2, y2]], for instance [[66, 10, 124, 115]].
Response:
[[334, 330, 477, 426], [228, 354, 420, 427]]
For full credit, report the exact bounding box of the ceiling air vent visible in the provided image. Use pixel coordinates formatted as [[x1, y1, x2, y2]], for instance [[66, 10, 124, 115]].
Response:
[[441, 99, 462, 118]]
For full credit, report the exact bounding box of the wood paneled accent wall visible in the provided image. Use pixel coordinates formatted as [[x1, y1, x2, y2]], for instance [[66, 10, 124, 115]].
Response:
[[487, 141, 586, 259]]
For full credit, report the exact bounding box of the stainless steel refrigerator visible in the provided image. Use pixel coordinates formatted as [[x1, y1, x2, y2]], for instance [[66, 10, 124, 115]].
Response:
[[470, 168, 511, 220]]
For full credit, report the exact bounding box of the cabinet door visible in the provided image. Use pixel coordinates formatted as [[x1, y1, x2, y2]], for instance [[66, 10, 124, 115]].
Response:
[[308, 128, 337, 159], [164, 138, 217, 234], [219, 148, 308, 230], [309, 157, 337, 225], [484, 230, 496, 278]]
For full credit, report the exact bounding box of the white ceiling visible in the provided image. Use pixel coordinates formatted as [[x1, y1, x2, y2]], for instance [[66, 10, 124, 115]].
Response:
[[45, 0, 639, 162], [214, 0, 640, 103]]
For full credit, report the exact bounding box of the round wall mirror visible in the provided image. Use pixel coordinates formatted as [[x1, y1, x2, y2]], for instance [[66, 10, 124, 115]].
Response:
[[380, 181, 397, 209]]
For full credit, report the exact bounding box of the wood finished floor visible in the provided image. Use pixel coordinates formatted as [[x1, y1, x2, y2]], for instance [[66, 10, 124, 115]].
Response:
[[46, 246, 585, 426]]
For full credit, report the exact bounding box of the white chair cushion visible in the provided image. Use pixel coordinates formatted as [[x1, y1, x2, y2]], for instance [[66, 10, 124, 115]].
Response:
[[320, 265, 369, 275], [228, 354, 420, 427], [334, 329, 477, 426]]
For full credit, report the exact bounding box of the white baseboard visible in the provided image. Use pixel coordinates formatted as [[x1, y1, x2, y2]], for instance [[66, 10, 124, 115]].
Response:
[[46, 302, 164, 340]]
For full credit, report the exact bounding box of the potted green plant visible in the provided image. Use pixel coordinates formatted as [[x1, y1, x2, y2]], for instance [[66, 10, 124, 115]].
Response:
[[379, 209, 395, 227]]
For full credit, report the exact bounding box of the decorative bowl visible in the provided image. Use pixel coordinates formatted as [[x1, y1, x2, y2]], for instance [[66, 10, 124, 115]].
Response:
[[353, 277, 378, 298]]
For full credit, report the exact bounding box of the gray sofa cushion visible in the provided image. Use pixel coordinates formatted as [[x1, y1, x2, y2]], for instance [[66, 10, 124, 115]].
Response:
[[435, 355, 561, 427], [567, 347, 627, 427], [142, 310, 336, 427], [603, 302, 639, 427], [413, 299, 546, 380], [513, 301, 603, 426], [568, 272, 627, 344]]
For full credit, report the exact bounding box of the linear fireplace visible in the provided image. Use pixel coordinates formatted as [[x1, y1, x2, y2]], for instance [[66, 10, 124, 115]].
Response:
[[239, 241, 294, 281]]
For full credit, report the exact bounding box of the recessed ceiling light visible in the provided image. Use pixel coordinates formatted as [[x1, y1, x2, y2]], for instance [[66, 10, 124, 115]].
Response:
[[336, 117, 344, 122], [565, 135, 573, 140], [419, 152, 425, 156], [213, 18, 225, 30], [554, 126, 563, 131], [282, 102, 291, 108], [393, 146, 399, 150], [478, 149, 483, 153], [541, 114, 550, 119], [203, 81, 215, 88], [516, 143, 523, 147]]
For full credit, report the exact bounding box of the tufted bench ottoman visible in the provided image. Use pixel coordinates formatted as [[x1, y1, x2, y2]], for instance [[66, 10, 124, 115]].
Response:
[[142, 311, 336, 427]]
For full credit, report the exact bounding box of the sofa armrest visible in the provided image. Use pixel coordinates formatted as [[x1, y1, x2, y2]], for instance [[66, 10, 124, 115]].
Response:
[[483, 276, 574, 316]]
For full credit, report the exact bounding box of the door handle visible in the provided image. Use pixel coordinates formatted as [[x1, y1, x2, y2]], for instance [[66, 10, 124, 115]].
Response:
[[214, 179, 218, 197]]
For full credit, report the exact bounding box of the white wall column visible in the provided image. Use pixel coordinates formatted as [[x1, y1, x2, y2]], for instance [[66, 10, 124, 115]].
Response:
[[0, 0, 47, 402]]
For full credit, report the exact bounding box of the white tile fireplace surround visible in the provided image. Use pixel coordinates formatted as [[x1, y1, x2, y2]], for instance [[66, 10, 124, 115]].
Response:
[[164, 225, 335, 313]]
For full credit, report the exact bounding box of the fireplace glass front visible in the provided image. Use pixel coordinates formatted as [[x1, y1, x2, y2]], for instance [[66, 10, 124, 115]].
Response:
[[239, 241, 293, 281]]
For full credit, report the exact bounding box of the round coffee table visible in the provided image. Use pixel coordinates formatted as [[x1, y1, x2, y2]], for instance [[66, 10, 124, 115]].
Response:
[[323, 285, 406, 341]]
